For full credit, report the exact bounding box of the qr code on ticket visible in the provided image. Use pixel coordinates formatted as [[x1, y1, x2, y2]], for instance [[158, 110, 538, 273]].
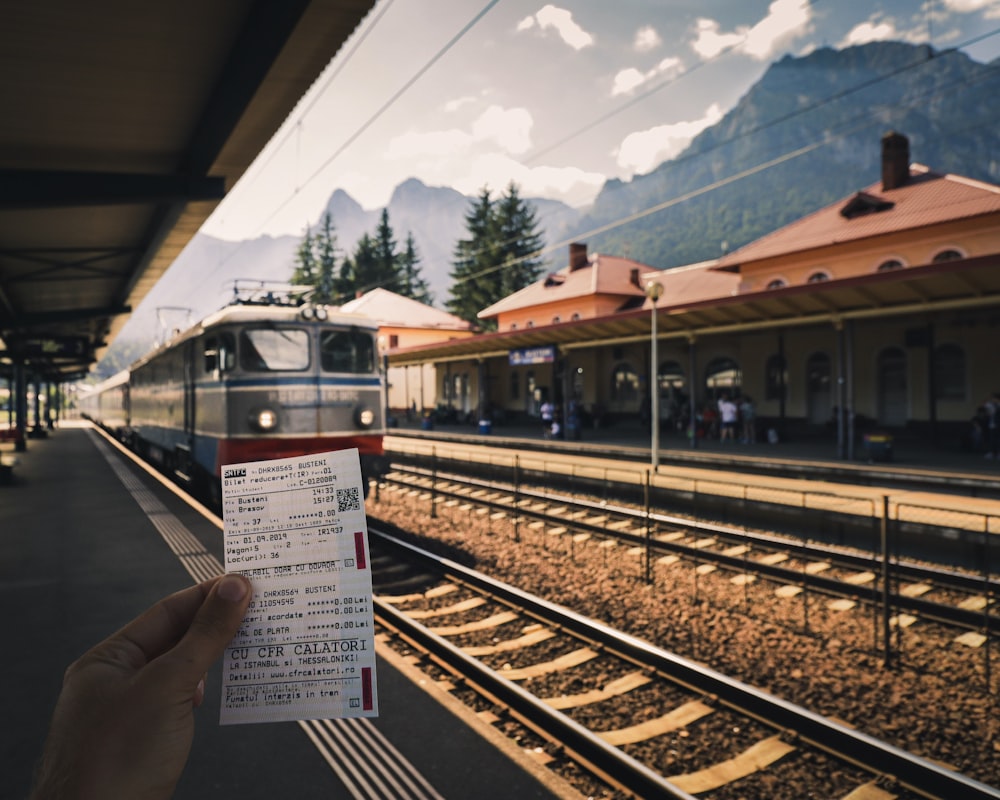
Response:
[[337, 486, 361, 512]]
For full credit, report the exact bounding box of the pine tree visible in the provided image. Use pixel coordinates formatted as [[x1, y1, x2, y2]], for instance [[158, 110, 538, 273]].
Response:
[[446, 183, 546, 329], [372, 209, 403, 293], [446, 187, 497, 327], [494, 181, 545, 296], [314, 212, 338, 304], [399, 232, 433, 304], [349, 233, 379, 293], [290, 212, 340, 304], [291, 226, 317, 288]]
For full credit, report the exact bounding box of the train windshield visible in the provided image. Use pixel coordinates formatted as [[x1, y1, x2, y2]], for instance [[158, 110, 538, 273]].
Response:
[[239, 328, 310, 371], [320, 328, 376, 373]]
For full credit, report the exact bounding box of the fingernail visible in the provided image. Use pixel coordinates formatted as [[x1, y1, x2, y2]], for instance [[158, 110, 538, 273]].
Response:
[[217, 574, 249, 603]]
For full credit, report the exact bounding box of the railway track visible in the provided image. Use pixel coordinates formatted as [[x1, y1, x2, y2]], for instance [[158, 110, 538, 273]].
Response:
[[377, 464, 999, 647], [369, 528, 1000, 800]]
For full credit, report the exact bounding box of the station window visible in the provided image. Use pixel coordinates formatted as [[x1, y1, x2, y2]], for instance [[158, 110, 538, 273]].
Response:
[[876, 258, 904, 272], [807, 271, 830, 283], [552, 315, 561, 324], [571, 312, 581, 321], [933, 343, 965, 400], [932, 248, 964, 263], [658, 360, 686, 392], [704, 357, 742, 399], [610, 363, 640, 404], [766, 278, 787, 290]]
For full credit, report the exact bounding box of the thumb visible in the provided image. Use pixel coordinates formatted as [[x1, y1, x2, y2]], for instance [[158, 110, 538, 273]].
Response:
[[156, 574, 252, 687]]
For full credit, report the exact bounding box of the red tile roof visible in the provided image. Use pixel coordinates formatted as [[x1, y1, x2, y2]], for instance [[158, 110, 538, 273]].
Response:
[[478, 253, 659, 319], [715, 165, 1000, 269]]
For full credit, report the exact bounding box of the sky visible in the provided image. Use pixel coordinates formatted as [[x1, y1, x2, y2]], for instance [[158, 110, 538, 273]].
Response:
[[200, 0, 1000, 242]]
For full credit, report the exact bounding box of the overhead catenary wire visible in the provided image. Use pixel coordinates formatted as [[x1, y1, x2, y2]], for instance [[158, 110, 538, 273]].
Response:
[[141, 16, 1000, 330]]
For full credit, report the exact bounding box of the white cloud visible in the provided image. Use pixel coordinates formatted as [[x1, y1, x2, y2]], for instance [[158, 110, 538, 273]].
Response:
[[518, 5, 595, 50], [471, 105, 533, 154], [451, 153, 605, 206], [616, 103, 724, 175], [387, 105, 534, 161], [444, 95, 478, 113], [634, 25, 661, 52], [941, 0, 1000, 12], [839, 20, 898, 47], [611, 56, 681, 96], [692, 0, 812, 61]]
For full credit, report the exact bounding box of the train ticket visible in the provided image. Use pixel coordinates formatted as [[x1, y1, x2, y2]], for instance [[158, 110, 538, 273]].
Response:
[[219, 448, 378, 725]]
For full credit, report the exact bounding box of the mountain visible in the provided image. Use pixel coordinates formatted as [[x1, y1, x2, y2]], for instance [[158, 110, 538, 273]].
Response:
[[98, 181, 578, 376], [99, 41, 1000, 376], [574, 41, 1000, 267]]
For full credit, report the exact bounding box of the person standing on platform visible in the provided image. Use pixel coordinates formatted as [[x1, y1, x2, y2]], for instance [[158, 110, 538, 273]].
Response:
[[718, 394, 738, 443], [540, 399, 554, 437], [739, 395, 756, 443]]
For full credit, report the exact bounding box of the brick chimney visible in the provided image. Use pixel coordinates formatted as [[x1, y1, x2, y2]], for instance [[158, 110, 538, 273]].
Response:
[[569, 242, 588, 271], [881, 131, 910, 191]]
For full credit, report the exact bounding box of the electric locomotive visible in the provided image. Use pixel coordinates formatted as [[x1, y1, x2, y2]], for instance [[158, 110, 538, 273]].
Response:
[[85, 292, 387, 500]]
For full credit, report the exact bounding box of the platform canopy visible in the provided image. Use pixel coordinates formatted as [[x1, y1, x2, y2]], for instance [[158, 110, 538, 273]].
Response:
[[0, 0, 376, 381], [387, 253, 1000, 366]]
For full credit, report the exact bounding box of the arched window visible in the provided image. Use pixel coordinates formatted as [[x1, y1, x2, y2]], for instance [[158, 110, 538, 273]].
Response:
[[509, 322, 517, 330], [570, 312, 581, 321], [610, 363, 640, 404], [552, 315, 561, 324], [766, 278, 787, 290], [807, 271, 830, 283], [526, 320, 534, 328], [877, 258, 904, 272], [705, 357, 742, 399], [766, 354, 787, 401], [933, 343, 965, 400], [658, 360, 686, 391], [932, 248, 964, 263]]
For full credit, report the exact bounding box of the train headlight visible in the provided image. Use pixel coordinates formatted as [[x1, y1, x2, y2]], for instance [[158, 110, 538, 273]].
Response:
[[300, 306, 315, 321], [315, 306, 329, 321], [250, 407, 279, 432], [355, 407, 376, 429]]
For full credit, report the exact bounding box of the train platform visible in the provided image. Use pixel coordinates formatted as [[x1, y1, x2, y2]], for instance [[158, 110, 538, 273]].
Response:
[[1, 422, 575, 800], [387, 415, 1000, 498]]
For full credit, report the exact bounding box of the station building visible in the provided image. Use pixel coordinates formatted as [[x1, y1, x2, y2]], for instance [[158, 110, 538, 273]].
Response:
[[341, 288, 474, 416], [390, 131, 1000, 456]]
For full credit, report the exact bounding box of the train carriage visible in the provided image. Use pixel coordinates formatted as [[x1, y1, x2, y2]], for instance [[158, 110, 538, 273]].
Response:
[[85, 296, 387, 501]]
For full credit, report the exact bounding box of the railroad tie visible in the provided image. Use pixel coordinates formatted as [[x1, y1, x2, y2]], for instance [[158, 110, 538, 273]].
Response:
[[840, 780, 899, 799], [598, 700, 713, 746], [543, 671, 651, 710], [667, 734, 796, 793], [406, 597, 486, 620]]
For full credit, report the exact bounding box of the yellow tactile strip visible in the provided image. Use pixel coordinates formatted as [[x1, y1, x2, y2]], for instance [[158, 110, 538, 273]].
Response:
[[598, 700, 714, 746], [667, 735, 796, 793]]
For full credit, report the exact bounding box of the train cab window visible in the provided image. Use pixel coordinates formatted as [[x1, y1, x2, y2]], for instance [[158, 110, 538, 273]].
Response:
[[320, 328, 376, 373], [204, 333, 235, 374], [239, 328, 309, 371]]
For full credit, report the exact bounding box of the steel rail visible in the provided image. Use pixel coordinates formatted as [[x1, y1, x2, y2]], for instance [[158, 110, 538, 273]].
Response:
[[381, 464, 999, 631], [372, 528, 1000, 800]]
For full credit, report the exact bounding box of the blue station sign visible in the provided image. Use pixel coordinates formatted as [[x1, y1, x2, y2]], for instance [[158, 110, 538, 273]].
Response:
[[509, 345, 555, 366]]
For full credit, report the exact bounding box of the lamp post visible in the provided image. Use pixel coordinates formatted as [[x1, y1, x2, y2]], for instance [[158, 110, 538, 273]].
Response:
[[645, 279, 664, 471]]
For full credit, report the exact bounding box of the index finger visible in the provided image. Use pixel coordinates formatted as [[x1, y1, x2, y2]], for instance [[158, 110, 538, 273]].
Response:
[[106, 578, 221, 669]]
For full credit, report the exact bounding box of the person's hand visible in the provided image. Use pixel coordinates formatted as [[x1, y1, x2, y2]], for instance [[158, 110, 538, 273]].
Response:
[[31, 574, 252, 800]]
